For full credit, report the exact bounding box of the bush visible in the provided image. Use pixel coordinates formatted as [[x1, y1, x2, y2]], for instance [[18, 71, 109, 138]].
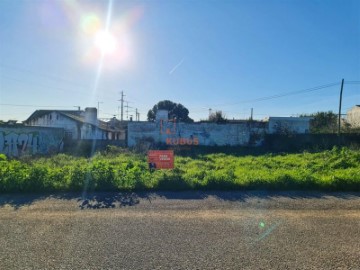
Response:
[[0, 148, 359, 192]]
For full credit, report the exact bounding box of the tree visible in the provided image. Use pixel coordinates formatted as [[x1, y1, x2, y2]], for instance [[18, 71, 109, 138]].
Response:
[[301, 111, 337, 133], [208, 111, 227, 123], [147, 100, 194, 123]]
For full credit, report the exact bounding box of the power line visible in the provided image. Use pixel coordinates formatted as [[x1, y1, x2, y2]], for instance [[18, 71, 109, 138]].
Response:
[[0, 74, 117, 101], [189, 81, 342, 113], [211, 82, 341, 107], [344, 81, 360, 84], [0, 64, 88, 88], [0, 103, 76, 108], [0, 74, 86, 94]]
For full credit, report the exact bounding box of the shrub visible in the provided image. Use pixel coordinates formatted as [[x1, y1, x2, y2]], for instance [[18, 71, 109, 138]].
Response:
[[0, 148, 359, 192]]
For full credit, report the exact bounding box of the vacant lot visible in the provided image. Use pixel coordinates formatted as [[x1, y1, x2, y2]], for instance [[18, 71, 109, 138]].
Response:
[[0, 191, 359, 269], [1, 147, 360, 192]]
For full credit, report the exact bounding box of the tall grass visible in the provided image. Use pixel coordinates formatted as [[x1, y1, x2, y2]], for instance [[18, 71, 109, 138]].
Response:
[[0, 147, 359, 192]]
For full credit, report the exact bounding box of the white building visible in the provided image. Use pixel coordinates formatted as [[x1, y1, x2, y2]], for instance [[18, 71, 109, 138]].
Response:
[[268, 117, 312, 134], [24, 107, 126, 140], [346, 105, 360, 128]]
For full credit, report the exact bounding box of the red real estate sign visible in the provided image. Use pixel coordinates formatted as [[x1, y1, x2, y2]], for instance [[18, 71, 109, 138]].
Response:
[[147, 150, 174, 169]]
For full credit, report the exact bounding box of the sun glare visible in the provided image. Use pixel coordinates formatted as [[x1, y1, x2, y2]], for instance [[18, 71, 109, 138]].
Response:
[[94, 30, 116, 54]]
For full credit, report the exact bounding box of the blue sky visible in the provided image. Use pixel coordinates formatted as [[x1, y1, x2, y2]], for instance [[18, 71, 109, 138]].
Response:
[[0, 0, 359, 122]]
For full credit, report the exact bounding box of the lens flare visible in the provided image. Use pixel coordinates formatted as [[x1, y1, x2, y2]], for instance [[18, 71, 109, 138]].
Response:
[[82, 14, 101, 34], [50, 0, 143, 70], [94, 30, 116, 54]]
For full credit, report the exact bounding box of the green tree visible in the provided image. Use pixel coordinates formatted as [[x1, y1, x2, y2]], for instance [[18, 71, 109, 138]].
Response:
[[208, 111, 227, 123], [147, 100, 194, 123], [301, 111, 338, 133]]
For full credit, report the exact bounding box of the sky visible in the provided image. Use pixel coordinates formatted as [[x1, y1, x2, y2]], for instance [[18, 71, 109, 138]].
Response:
[[0, 0, 359, 122]]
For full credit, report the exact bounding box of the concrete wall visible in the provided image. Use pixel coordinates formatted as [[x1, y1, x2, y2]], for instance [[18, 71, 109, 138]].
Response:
[[347, 106, 360, 128], [268, 117, 311, 134], [0, 126, 64, 157], [128, 121, 251, 147], [264, 134, 360, 152]]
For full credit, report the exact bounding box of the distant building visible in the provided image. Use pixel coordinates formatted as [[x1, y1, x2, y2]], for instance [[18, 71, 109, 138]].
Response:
[[346, 105, 360, 128], [24, 107, 125, 140], [0, 120, 22, 126], [268, 117, 312, 134]]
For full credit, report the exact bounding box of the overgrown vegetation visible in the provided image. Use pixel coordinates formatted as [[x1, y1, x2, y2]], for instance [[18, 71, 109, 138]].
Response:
[[208, 110, 227, 123], [300, 111, 360, 134], [0, 147, 359, 193], [308, 111, 338, 133]]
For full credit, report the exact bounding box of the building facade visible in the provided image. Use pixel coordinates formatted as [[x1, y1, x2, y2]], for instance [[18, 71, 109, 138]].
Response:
[[24, 108, 126, 141]]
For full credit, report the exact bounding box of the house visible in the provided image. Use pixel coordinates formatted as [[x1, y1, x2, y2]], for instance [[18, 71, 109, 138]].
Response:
[[24, 107, 126, 141], [268, 117, 312, 134], [346, 105, 360, 128]]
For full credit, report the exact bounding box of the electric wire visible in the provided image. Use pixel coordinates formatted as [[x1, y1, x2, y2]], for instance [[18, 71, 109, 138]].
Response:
[[0, 103, 77, 108], [209, 82, 341, 107]]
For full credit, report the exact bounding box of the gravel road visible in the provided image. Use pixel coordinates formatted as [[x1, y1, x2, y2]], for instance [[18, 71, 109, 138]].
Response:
[[0, 191, 359, 270]]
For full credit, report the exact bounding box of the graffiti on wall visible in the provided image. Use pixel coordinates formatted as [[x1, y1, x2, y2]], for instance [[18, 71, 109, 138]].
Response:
[[0, 128, 64, 157], [0, 132, 39, 157], [128, 122, 253, 147], [160, 120, 199, 146]]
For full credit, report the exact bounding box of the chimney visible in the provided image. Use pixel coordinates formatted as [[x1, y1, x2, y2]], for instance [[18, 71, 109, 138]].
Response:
[[84, 107, 98, 125]]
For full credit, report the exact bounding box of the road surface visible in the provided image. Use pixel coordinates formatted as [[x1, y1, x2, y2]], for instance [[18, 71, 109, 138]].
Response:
[[0, 191, 359, 269]]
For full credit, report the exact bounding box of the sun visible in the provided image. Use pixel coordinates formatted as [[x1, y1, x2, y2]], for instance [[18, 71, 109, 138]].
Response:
[[94, 30, 117, 55]]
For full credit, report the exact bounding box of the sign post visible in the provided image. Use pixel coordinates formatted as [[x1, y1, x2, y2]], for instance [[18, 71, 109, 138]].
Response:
[[147, 150, 174, 170]]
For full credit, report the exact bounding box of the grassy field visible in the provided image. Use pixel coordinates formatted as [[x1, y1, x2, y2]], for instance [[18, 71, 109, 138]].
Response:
[[0, 147, 359, 192]]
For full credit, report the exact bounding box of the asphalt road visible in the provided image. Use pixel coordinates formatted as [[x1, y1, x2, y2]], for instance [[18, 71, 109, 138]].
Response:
[[0, 191, 359, 270]]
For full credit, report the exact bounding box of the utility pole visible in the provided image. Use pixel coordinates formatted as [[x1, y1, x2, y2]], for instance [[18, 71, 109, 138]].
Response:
[[250, 108, 253, 121], [97, 101, 103, 112], [208, 108, 212, 119], [125, 102, 132, 120], [135, 108, 139, 121], [338, 79, 344, 135], [118, 91, 125, 121]]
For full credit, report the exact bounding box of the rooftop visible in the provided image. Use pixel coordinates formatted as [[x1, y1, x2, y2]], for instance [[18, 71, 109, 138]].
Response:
[[23, 109, 124, 132]]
